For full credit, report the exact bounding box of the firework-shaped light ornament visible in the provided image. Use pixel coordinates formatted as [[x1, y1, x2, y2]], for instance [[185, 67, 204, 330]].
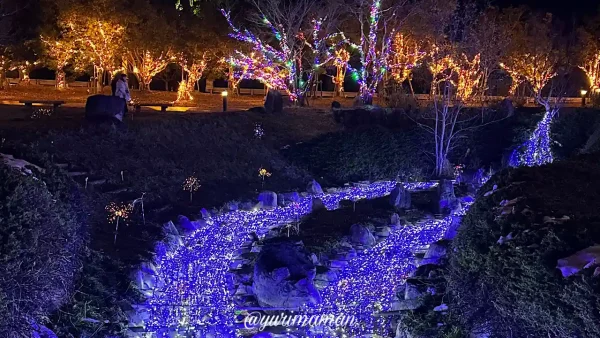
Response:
[[258, 168, 271, 188], [106, 202, 133, 244], [183, 175, 201, 202]]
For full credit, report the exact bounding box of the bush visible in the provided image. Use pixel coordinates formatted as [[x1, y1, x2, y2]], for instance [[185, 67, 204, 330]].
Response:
[[448, 153, 600, 337], [551, 109, 600, 158], [0, 163, 86, 337], [283, 126, 429, 185]]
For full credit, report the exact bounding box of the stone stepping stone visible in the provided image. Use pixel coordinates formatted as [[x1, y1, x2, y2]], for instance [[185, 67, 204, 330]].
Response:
[[67, 171, 88, 177], [104, 187, 130, 194], [88, 178, 107, 186], [55, 163, 69, 169]]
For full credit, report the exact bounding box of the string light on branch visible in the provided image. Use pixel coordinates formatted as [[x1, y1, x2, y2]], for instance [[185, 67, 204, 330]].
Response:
[[106, 202, 133, 244], [389, 33, 426, 82], [183, 175, 201, 202]]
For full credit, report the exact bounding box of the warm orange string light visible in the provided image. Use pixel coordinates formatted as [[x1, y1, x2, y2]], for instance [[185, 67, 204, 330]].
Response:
[[128, 49, 174, 90], [579, 51, 600, 91], [454, 53, 482, 100], [41, 36, 75, 89], [177, 53, 207, 102], [500, 53, 557, 97], [331, 49, 349, 95], [389, 33, 425, 82]]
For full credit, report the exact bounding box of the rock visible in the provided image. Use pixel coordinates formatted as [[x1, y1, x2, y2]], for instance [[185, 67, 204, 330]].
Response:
[[315, 268, 338, 283], [496, 232, 513, 245], [350, 223, 376, 247], [436, 179, 459, 215], [178, 215, 201, 236], [0, 153, 45, 176], [31, 322, 59, 338], [391, 213, 401, 227], [162, 221, 183, 250], [557, 245, 600, 277], [307, 179, 324, 195], [376, 226, 391, 237], [390, 183, 411, 209], [126, 304, 151, 327], [258, 191, 278, 209], [200, 208, 211, 219], [594, 267, 600, 277], [264, 89, 284, 114], [132, 262, 159, 296], [391, 298, 423, 311], [433, 304, 448, 312], [85, 95, 126, 122], [311, 198, 326, 212], [282, 192, 301, 203], [404, 282, 422, 300], [420, 242, 447, 265], [226, 201, 239, 211], [277, 193, 286, 206], [253, 239, 321, 308]]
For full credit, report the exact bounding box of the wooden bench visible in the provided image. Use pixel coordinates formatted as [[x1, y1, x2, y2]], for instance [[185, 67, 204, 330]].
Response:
[[133, 103, 173, 113], [19, 100, 65, 110]]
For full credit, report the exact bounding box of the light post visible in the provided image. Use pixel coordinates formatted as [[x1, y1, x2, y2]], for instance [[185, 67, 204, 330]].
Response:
[[222, 91, 228, 112], [581, 89, 588, 107]]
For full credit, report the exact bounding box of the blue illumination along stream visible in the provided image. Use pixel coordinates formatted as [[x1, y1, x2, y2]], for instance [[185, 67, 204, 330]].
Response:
[[141, 181, 447, 337]]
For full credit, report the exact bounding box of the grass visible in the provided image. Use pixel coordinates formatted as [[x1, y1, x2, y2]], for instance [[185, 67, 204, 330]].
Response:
[[0, 85, 358, 110], [0, 105, 342, 336], [291, 197, 394, 254]]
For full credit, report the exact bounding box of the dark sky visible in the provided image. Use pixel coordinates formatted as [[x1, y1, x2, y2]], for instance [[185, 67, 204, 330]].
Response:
[[496, 0, 598, 19]]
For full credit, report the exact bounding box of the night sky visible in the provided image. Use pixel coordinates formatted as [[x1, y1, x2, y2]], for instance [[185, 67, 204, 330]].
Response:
[[496, 0, 598, 19]]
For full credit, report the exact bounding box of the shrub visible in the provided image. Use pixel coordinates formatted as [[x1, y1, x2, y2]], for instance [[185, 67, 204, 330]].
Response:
[[283, 126, 429, 185], [551, 109, 600, 158], [0, 163, 86, 337], [448, 153, 600, 337]]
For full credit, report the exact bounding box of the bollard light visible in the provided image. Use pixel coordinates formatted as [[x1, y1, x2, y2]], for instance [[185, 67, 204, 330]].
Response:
[[221, 91, 228, 112], [581, 89, 588, 107]]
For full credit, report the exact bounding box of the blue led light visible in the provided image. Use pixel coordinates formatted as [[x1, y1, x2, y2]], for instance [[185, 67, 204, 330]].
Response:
[[133, 181, 456, 337], [510, 110, 555, 167]]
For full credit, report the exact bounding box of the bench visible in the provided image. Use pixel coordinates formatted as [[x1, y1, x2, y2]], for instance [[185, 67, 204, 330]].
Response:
[[19, 100, 65, 110], [133, 103, 173, 113]]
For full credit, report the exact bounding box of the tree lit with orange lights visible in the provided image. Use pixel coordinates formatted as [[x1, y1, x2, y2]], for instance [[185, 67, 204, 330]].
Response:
[[41, 36, 76, 89]]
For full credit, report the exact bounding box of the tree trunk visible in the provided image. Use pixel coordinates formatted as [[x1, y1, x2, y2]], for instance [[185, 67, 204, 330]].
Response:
[[56, 69, 66, 89]]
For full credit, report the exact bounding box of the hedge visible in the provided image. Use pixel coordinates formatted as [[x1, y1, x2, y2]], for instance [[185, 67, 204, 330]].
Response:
[[448, 153, 600, 337], [0, 162, 86, 337]]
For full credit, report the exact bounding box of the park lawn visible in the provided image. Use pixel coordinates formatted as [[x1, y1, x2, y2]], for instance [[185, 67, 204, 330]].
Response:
[[0, 84, 358, 110]]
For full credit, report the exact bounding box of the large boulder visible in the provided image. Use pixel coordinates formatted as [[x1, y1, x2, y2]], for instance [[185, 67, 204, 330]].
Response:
[[390, 183, 411, 209], [258, 191, 278, 209], [350, 223, 376, 247], [264, 90, 284, 114], [436, 179, 459, 215], [253, 239, 321, 308], [85, 95, 126, 122], [307, 179, 323, 195]]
